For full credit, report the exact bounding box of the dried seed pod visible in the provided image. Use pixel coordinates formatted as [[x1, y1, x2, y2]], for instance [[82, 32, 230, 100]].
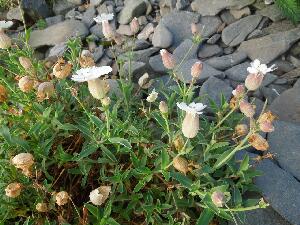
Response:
[[37, 82, 55, 101], [258, 111, 276, 124], [36, 203, 48, 212], [89, 186, 111, 206], [0, 29, 12, 49], [159, 101, 168, 114], [5, 182, 22, 198], [245, 73, 264, 91], [239, 100, 255, 118], [232, 85, 245, 98], [12, 153, 34, 171], [0, 84, 8, 102], [53, 60, 73, 79], [248, 133, 269, 151], [259, 121, 274, 133], [79, 55, 95, 68], [55, 191, 69, 206], [19, 57, 33, 70], [191, 23, 199, 35], [235, 124, 248, 136], [138, 73, 151, 89], [211, 191, 226, 207], [173, 135, 184, 151], [173, 156, 189, 174], [18, 76, 35, 93]]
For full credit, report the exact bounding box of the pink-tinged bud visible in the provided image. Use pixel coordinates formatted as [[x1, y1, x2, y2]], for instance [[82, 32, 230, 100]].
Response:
[[248, 133, 269, 151], [259, 121, 274, 133], [191, 23, 199, 35], [239, 100, 255, 118], [191, 61, 203, 79], [160, 49, 176, 70], [211, 191, 226, 207], [159, 101, 168, 114], [232, 84, 245, 98], [102, 20, 114, 39], [245, 73, 264, 91], [130, 17, 139, 34]]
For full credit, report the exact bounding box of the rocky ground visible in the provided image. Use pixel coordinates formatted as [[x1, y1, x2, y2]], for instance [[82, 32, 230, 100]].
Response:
[[1, 0, 300, 224]]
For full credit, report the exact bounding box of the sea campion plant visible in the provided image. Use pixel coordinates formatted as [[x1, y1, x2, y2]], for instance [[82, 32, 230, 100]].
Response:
[[0, 16, 276, 225]]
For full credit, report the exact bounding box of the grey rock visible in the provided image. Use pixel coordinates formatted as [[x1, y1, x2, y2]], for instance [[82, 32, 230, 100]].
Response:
[[90, 0, 104, 6], [21, 0, 52, 20], [45, 15, 64, 26], [116, 25, 133, 36], [262, 73, 278, 87], [176, 0, 189, 10], [269, 121, 300, 180], [133, 39, 151, 50], [199, 76, 233, 108], [198, 44, 223, 59], [205, 52, 247, 70], [149, 54, 166, 73], [207, 34, 221, 44], [255, 159, 300, 225], [238, 28, 300, 64], [152, 24, 173, 48], [93, 46, 104, 62], [53, 0, 76, 15], [65, 8, 83, 20], [158, 10, 199, 48], [263, 20, 297, 35], [120, 47, 159, 63], [272, 59, 295, 74], [137, 23, 155, 40], [29, 20, 89, 48], [196, 16, 222, 38], [251, 97, 264, 118], [123, 61, 147, 79], [294, 79, 300, 89], [261, 86, 283, 103], [191, 0, 255, 16], [90, 24, 104, 38], [152, 75, 177, 90], [225, 62, 250, 81], [223, 47, 234, 55], [6, 7, 23, 21], [173, 39, 199, 61], [47, 42, 67, 58], [176, 59, 224, 83], [82, 6, 96, 28], [222, 15, 262, 47], [258, 4, 285, 22], [274, 78, 288, 85], [118, 0, 147, 24], [289, 55, 300, 67], [220, 10, 237, 25], [247, 29, 266, 40], [67, 0, 83, 4], [269, 87, 300, 123], [229, 7, 251, 19]]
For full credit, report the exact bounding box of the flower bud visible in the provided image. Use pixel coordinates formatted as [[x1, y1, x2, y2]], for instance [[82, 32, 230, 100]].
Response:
[[191, 23, 199, 35], [5, 183, 22, 198], [182, 113, 199, 139], [191, 61, 203, 79], [138, 73, 152, 89], [0, 84, 8, 102], [79, 55, 95, 68], [146, 89, 158, 103], [87, 79, 110, 100], [130, 17, 139, 34], [258, 111, 276, 124], [211, 191, 226, 207], [37, 82, 55, 101], [245, 73, 264, 91], [18, 76, 34, 93], [19, 57, 33, 70], [12, 153, 34, 176], [53, 60, 73, 79], [259, 121, 274, 133], [173, 156, 189, 174], [239, 100, 255, 118], [0, 30, 12, 49], [248, 133, 269, 151], [159, 101, 168, 114], [232, 84, 245, 98], [55, 191, 69, 206], [102, 20, 114, 39], [235, 124, 248, 136], [101, 96, 111, 106], [173, 135, 184, 151], [36, 203, 48, 212], [89, 186, 111, 206], [160, 49, 176, 70]]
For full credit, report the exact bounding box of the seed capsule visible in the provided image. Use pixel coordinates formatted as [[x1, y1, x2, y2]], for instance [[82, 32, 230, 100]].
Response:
[[53, 59, 73, 79], [19, 57, 33, 70], [211, 191, 226, 207], [37, 82, 55, 101], [55, 191, 69, 206], [5, 183, 22, 198], [182, 113, 199, 139], [173, 156, 189, 174], [36, 203, 48, 212], [130, 17, 139, 34], [159, 101, 168, 114], [191, 61, 203, 79], [89, 186, 111, 206], [0, 84, 8, 102], [239, 100, 255, 118], [245, 73, 264, 91], [248, 133, 269, 151], [235, 124, 248, 136], [173, 135, 184, 151], [18, 76, 34, 93]]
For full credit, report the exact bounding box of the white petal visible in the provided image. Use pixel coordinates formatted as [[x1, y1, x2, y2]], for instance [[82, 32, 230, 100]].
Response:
[[71, 66, 112, 82], [252, 59, 261, 68], [0, 20, 13, 29], [177, 102, 189, 111], [247, 67, 258, 74], [93, 13, 114, 23]]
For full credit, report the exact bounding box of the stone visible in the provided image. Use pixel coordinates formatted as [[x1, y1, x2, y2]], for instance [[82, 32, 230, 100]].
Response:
[[262, 73, 278, 87], [280, 67, 300, 82], [196, 16, 222, 38], [67, 0, 83, 4], [137, 23, 154, 40], [207, 34, 221, 44], [45, 15, 64, 26], [199, 76, 233, 108], [176, 59, 224, 83], [90, 0, 104, 6], [173, 39, 199, 61], [269, 87, 300, 123], [118, 0, 147, 24], [123, 61, 147, 79], [21, 0, 52, 21], [255, 159, 300, 225], [176, 0, 189, 10], [120, 47, 159, 63], [29, 20, 89, 48], [158, 10, 199, 48], [47, 42, 67, 58], [152, 24, 173, 48], [117, 25, 133, 36], [220, 10, 237, 25], [65, 8, 83, 20], [82, 6, 96, 28], [222, 15, 262, 47], [229, 7, 250, 19], [191, 0, 255, 16], [205, 52, 247, 70], [261, 86, 282, 103], [90, 24, 104, 38], [263, 20, 297, 35], [93, 46, 104, 62], [225, 62, 250, 81], [149, 54, 166, 74], [258, 4, 285, 22], [239, 28, 300, 64], [268, 121, 300, 180], [247, 29, 266, 40], [7, 7, 23, 21], [53, 0, 76, 15], [133, 39, 151, 50], [197, 44, 223, 59]]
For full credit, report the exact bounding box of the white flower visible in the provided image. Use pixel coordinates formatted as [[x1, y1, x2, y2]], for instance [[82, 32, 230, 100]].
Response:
[[177, 102, 206, 116], [71, 66, 112, 82], [0, 20, 13, 29], [93, 13, 114, 23], [247, 59, 277, 75], [89, 186, 111, 206], [146, 89, 158, 102], [264, 0, 274, 4]]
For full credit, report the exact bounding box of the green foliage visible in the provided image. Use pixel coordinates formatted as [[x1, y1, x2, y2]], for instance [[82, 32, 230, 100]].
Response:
[[275, 0, 300, 23], [36, 19, 47, 30]]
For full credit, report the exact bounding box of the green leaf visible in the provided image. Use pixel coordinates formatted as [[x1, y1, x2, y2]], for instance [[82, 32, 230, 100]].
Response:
[[233, 187, 242, 206], [73, 143, 98, 160], [106, 218, 120, 225], [239, 154, 249, 172], [101, 145, 118, 164], [161, 148, 170, 170], [170, 171, 192, 189], [85, 203, 100, 219], [133, 174, 152, 192], [196, 208, 214, 225], [0, 126, 12, 144], [213, 149, 237, 170], [109, 137, 131, 149]]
